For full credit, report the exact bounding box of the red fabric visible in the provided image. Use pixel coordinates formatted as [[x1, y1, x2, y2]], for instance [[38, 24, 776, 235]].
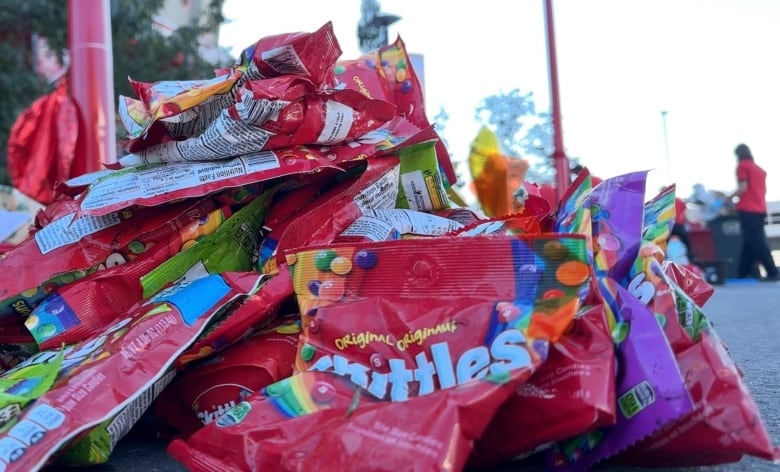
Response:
[[591, 175, 604, 186], [735, 159, 767, 214], [7, 81, 78, 205]]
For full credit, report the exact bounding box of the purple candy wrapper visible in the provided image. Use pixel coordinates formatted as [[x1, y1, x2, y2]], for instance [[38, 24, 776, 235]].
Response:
[[549, 278, 693, 471], [590, 171, 649, 283]]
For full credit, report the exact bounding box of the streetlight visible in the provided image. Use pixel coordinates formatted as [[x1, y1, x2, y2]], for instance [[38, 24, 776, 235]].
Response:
[[660, 110, 671, 183]]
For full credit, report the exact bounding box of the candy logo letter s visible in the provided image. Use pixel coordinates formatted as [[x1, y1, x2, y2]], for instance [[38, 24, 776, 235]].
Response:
[[489, 329, 531, 375]]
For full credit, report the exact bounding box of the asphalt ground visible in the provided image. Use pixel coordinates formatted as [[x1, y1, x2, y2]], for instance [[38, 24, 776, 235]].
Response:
[[45, 279, 780, 472]]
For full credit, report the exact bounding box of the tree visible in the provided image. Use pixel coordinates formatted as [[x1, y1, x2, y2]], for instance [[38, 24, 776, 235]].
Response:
[[474, 88, 558, 184], [0, 0, 230, 187]]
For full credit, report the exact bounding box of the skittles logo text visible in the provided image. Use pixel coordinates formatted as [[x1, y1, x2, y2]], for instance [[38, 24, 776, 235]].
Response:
[[334, 331, 393, 350], [332, 321, 458, 351], [311, 329, 531, 402], [395, 321, 458, 351]]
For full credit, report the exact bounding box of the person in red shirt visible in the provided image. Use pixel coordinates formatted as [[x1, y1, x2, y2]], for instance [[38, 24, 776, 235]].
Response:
[[729, 143, 779, 281]]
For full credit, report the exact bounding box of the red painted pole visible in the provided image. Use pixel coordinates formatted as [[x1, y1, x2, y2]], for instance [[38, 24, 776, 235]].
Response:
[[543, 0, 570, 200], [68, 0, 116, 176]]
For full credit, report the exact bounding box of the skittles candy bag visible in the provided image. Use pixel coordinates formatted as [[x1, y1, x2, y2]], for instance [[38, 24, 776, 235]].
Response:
[[335, 36, 456, 186], [0, 272, 264, 471], [549, 278, 693, 471], [25, 204, 231, 350], [471, 302, 616, 467], [0, 198, 221, 319], [616, 331, 780, 467], [590, 171, 649, 282], [175, 268, 292, 369], [124, 22, 342, 151], [158, 317, 300, 435], [169, 234, 591, 471]]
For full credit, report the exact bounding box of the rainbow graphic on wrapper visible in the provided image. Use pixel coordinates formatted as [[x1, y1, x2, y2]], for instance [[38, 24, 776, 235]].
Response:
[[262, 373, 339, 418]]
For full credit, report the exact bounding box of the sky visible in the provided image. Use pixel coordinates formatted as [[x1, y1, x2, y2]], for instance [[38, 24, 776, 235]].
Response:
[[218, 0, 780, 202]]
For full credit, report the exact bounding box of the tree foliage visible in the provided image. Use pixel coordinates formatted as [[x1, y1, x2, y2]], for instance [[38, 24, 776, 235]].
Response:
[[0, 0, 230, 186], [475, 89, 556, 183]]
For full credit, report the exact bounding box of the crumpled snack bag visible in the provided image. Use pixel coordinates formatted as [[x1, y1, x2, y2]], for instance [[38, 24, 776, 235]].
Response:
[[174, 269, 293, 369], [264, 156, 403, 275], [120, 76, 397, 167], [65, 116, 433, 217], [616, 331, 780, 467], [662, 260, 714, 308], [590, 171, 649, 283], [468, 127, 529, 218], [139, 188, 276, 299], [550, 278, 693, 471], [168, 234, 590, 471], [123, 21, 342, 151], [555, 167, 594, 261], [0, 351, 63, 430], [0, 197, 222, 318], [335, 36, 457, 186], [394, 140, 450, 212], [336, 208, 463, 243], [24, 203, 231, 350], [0, 272, 264, 471], [471, 302, 616, 467], [157, 317, 300, 435]]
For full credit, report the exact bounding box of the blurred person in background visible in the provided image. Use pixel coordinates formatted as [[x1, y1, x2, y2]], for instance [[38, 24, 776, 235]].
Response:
[[729, 143, 779, 281], [670, 196, 693, 261], [571, 163, 603, 186]]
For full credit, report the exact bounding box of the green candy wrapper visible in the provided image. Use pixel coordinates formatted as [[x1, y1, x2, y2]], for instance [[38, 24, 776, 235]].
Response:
[[0, 351, 63, 430], [395, 140, 449, 212], [140, 188, 275, 298]]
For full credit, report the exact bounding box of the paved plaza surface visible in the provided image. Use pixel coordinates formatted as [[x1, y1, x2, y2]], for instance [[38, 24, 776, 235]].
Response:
[[45, 280, 780, 472]]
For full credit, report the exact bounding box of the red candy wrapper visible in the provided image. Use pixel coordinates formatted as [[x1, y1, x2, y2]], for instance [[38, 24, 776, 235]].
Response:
[[157, 317, 300, 435], [64, 116, 434, 217], [335, 36, 457, 185], [24, 203, 230, 350], [262, 157, 402, 273], [0, 272, 263, 471], [550, 278, 693, 471], [175, 267, 294, 368], [124, 22, 342, 152], [0, 198, 221, 318], [169, 235, 590, 471], [120, 77, 397, 166], [617, 331, 780, 466], [452, 213, 543, 238], [472, 303, 616, 466], [662, 260, 715, 308]]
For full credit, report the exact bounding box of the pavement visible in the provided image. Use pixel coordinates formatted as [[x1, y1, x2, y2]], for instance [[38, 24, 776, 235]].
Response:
[[45, 279, 780, 472]]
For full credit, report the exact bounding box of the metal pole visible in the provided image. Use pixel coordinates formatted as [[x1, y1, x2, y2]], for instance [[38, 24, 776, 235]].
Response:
[[661, 110, 671, 182], [68, 0, 116, 176], [544, 0, 570, 200]]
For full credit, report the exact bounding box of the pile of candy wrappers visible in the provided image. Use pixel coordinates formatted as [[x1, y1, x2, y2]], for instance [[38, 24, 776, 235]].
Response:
[[0, 22, 777, 472]]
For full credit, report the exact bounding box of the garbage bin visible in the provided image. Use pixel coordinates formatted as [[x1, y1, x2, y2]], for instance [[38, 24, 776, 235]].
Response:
[[706, 214, 756, 280]]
